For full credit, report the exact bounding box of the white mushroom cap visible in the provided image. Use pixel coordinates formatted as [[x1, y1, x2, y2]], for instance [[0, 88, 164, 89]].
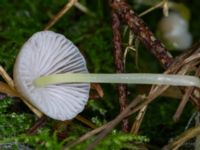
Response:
[[14, 31, 90, 121], [158, 12, 192, 50]]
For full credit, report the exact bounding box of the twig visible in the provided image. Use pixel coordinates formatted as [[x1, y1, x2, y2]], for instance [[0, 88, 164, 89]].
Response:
[[76, 115, 97, 129], [130, 105, 147, 134], [74, 2, 95, 17], [111, 0, 174, 69], [91, 83, 104, 98], [195, 112, 200, 149], [110, 3, 128, 132], [26, 116, 47, 135], [20, 96, 43, 118], [163, 0, 169, 16], [173, 66, 200, 122], [44, 0, 95, 30], [0, 66, 15, 89], [139, 1, 164, 17], [44, 0, 77, 30], [127, 86, 170, 117], [173, 87, 194, 122], [162, 124, 200, 150], [0, 81, 19, 97]]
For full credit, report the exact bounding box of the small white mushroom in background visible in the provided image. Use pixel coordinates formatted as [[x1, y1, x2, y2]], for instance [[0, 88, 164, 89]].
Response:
[[14, 31, 200, 121], [157, 12, 192, 50]]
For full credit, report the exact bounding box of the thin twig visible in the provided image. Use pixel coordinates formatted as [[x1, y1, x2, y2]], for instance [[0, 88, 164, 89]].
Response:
[[74, 2, 95, 17], [26, 116, 47, 135], [173, 87, 194, 122], [139, 1, 164, 17], [91, 83, 104, 98], [173, 66, 200, 122], [130, 105, 147, 134], [110, 3, 128, 132], [0, 66, 15, 90], [0, 81, 19, 97], [162, 125, 200, 150], [44, 0, 95, 30], [20, 96, 43, 118], [44, 0, 77, 30], [163, 0, 169, 16], [76, 115, 97, 129]]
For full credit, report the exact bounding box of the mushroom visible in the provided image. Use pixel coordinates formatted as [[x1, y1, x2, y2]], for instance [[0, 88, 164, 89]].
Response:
[[157, 12, 192, 50], [14, 31, 200, 121], [14, 31, 90, 121]]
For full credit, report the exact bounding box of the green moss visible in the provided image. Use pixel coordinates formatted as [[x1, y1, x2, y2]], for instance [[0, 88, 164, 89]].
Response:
[[0, 0, 199, 149]]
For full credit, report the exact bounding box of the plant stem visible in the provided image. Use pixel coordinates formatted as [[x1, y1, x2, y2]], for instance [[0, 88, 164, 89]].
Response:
[[34, 73, 200, 88], [110, 2, 128, 132]]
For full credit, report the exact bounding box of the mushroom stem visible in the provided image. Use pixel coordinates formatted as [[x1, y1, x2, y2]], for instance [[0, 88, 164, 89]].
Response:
[[34, 73, 200, 88]]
